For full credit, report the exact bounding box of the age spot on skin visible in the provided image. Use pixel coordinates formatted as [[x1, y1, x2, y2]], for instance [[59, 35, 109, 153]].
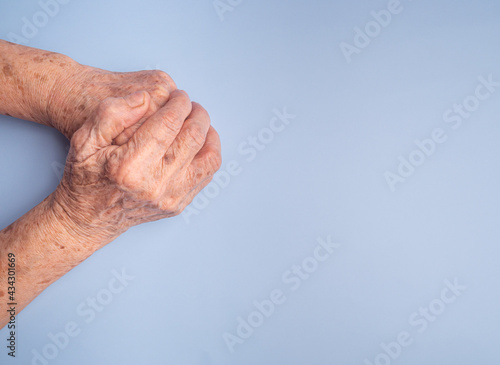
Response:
[[3, 65, 13, 77], [33, 56, 43, 63], [59, 63, 66, 68], [0, 290, 4, 298], [78, 104, 85, 111]]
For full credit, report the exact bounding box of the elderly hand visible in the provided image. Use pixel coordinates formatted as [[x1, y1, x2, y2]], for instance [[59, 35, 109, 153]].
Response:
[[0, 40, 177, 142], [52, 89, 222, 245], [47, 62, 177, 141], [0, 41, 222, 327]]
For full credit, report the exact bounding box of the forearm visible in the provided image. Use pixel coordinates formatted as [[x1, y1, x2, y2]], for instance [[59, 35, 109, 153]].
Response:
[[0, 193, 108, 329], [0, 40, 79, 130], [1, 39, 178, 141]]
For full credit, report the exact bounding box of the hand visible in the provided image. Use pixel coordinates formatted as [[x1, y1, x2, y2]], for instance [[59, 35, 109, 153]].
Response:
[[46, 62, 177, 141], [52, 90, 222, 245]]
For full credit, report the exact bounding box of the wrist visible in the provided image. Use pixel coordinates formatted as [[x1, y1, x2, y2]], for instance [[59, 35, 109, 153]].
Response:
[[48, 189, 119, 251], [45, 58, 93, 138], [25, 52, 79, 127], [50, 183, 129, 249]]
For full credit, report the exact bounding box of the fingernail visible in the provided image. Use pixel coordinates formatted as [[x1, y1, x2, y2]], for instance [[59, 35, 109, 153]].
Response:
[[124, 91, 145, 107]]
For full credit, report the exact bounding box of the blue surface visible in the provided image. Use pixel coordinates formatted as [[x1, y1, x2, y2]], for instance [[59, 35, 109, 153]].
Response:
[[1, 0, 500, 364]]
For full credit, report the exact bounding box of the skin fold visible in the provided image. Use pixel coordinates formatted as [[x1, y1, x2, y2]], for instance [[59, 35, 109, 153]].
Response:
[[0, 40, 222, 328]]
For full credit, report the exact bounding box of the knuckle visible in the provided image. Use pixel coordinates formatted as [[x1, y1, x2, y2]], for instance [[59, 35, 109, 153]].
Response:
[[151, 69, 169, 81], [159, 195, 183, 215], [184, 123, 207, 148], [108, 161, 140, 190], [151, 70, 175, 89], [150, 83, 169, 99], [175, 90, 191, 106], [144, 185, 163, 202], [207, 149, 222, 172], [192, 102, 209, 118], [97, 98, 119, 119], [105, 152, 122, 180], [107, 164, 130, 187], [108, 160, 165, 204], [159, 113, 180, 136], [194, 106, 211, 126], [111, 168, 161, 202]]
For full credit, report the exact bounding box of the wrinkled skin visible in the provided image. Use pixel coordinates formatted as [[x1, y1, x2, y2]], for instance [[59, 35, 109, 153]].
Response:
[[53, 89, 222, 244], [0, 41, 222, 328], [46, 64, 178, 142], [44, 60, 224, 241]]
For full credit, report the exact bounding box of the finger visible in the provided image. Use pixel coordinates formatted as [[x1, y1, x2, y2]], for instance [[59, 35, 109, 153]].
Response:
[[113, 86, 171, 145], [127, 89, 192, 159], [164, 102, 211, 169], [185, 126, 222, 183], [113, 118, 145, 145], [114, 72, 175, 145], [91, 91, 151, 149]]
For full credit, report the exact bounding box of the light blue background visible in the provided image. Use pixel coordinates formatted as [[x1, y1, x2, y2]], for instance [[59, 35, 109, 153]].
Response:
[[1, 0, 500, 364]]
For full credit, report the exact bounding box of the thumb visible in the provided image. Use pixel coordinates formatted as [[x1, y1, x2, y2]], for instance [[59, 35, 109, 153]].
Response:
[[91, 91, 151, 149]]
